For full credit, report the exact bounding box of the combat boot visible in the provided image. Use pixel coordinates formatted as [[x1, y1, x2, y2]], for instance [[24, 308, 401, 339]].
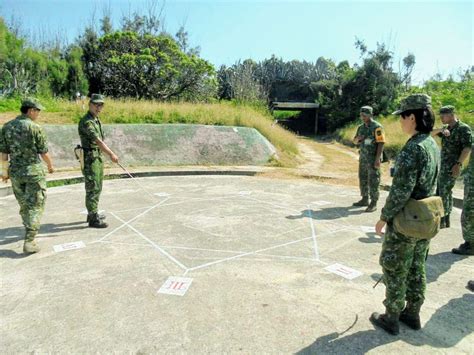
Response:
[[23, 240, 40, 254], [445, 214, 450, 228], [370, 311, 400, 335], [86, 213, 106, 223], [353, 197, 369, 207], [399, 304, 421, 330], [88, 213, 108, 228], [467, 280, 474, 292], [365, 201, 377, 212], [452, 242, 474, 255]]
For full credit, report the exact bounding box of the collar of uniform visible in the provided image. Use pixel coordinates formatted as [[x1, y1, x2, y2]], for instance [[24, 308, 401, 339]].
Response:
[[87, 111, 100, 121], [448, 120, 460, 130], [17, 114, 30, 121]]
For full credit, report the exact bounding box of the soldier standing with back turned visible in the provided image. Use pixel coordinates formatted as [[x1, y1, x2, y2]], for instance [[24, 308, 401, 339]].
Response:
[[78, 94, 119, 228], [353, 106, 385, 212], [0, 98, 55, 253]]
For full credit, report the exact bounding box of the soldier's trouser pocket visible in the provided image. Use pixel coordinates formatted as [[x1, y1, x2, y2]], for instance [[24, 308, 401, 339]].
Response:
[[83, 156, 104, 213], [12, 176, 46, 234]]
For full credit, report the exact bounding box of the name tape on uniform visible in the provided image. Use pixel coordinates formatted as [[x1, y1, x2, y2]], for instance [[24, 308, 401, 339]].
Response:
[[325, 263, 363, 280], [53, 241, 86, 253], [158, 276, 193, 296]]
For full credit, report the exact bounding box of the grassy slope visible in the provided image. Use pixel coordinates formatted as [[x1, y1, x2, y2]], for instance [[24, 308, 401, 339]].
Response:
[[0, 99, 299, 167]]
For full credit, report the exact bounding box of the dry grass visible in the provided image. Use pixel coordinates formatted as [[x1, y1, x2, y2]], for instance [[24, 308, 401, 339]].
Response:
[[0, 100, 299, 167]]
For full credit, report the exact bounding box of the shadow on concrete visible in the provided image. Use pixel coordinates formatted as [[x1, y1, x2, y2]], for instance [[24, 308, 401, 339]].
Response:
[[0, 250, 30, 259], [359, 232, 383, 244], [0, 221, 87, 245], [297, 294, 474, 354], [286, 206, 366, 221], [426, 251, 468, 283]]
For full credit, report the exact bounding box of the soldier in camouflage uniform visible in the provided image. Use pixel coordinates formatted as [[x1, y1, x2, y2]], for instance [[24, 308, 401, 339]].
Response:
[[432, 105, 472, 228], [452, 127, 473, 255], [372, 94, 440, 335], [78, 94, 119, 228], [353, 106, 385, 212], [0, 98, 55, 253]]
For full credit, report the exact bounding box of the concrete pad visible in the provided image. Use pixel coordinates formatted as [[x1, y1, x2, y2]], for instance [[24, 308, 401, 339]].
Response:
[[0, 176, 472, 353]]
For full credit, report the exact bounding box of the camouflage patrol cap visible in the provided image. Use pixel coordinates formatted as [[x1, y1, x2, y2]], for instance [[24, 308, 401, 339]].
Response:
[[21, 97, 45, 111], [90, 93, 105, 104], [360, 106, 373, 116], [439, 105, 455, 114], [392, 94, 431, 115]]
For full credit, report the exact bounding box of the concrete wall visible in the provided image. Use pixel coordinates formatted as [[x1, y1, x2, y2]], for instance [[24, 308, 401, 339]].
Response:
[[44, 124, 277, 168]]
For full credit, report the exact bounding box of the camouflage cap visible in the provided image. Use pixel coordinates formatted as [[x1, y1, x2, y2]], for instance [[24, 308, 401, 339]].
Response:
[[21, 97, 45, 111], [90, 94, 105, 104], [360, 106, 373, 116], [439, 105, 455, 114], [392, 93, 431, 115]]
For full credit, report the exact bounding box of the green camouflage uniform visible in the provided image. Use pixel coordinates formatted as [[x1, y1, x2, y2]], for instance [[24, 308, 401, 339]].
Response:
[[355, 119, 385, 202], [78, 112, 105, 216], [462, 145, 474, 243], [438, 120, 472, 217], [0, 115, 48, 242], [380, 133, 440, 314]]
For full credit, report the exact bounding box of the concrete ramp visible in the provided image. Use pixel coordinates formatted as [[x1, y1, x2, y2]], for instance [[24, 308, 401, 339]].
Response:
[[44, 124, 277, 168]]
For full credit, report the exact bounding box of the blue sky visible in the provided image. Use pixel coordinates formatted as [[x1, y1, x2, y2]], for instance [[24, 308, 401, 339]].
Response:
[[1, 0, 472, 83]]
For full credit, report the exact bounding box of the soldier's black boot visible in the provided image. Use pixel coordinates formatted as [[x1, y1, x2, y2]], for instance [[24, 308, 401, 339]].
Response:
[[88, 213, 108, 228], [353, 197, 369, 207], [440, 216, 446, 229], [467, 280, 474, 292], [86, 213, 106, 223], [370, 311, 400, 335], [365, 201, 377, 212], [399, 303, 421, 330], [445, 214, 450, 228], [452, 242, 474, 255]]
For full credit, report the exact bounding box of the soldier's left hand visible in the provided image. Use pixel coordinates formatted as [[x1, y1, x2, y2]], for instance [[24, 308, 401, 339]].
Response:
[[1, 175, 9, 183], [375, 220, 386, 236], [374, 161, 381, 169]]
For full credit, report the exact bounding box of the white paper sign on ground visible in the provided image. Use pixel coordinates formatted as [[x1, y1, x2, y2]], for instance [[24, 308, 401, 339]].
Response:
[[158, 277, 193, 296], [311, 200, 331, 206], [238, 191, 252, 195], [361, 226, 375, 233], [325, 263, 363, 280], [53, 241, 86, 253]]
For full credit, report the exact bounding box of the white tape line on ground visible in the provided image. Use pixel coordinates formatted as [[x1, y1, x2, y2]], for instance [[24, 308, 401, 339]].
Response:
[[111, 212, 188, 271], [94, 198, 169, 243], [307, 205, 320, 261]]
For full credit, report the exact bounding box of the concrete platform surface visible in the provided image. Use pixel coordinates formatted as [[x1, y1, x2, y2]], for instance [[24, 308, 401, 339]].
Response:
[[0, 176, 472, 354]]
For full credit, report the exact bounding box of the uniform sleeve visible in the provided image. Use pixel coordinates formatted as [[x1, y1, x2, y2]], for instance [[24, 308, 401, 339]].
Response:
[[0, 126, 8, 153], [374, 126, 386, 143], [83, 120, 100, 142], [33, 126, 48, 154], [380, 146, 421, 221], [459, 125, 472, 150]]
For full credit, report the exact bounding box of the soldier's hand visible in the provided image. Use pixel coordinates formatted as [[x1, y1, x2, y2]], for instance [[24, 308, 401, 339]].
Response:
[[442, 129, 451, 137], [375, 220, 386, 236], [374, 161, 381, 169], [48, 166, 55, 174], [110, 153, 119, 163], [1, 175, 9, 183]]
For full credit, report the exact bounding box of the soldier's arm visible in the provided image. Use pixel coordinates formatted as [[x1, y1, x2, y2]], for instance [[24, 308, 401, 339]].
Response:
[[95, 138, 119, 163], [1, 153, 9, 182], [380, 146, 420, 222], [431, 128, 449, 137], [40, 153, 54, 173]]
